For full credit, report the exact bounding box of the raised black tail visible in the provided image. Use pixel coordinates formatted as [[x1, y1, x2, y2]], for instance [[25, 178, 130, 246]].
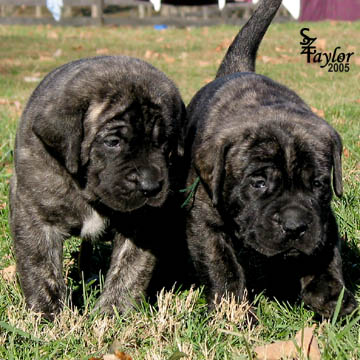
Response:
[[216, 0, 282, 78]]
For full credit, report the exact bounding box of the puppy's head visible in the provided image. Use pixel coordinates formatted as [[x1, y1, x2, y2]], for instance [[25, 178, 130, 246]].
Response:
[[31, 56, 185, 212], [190, 77, 343, 258]]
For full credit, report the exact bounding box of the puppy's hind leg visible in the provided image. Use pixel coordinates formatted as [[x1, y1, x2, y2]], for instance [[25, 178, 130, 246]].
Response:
[[12, 208, 67, 320], [95, 234, 157, 315]]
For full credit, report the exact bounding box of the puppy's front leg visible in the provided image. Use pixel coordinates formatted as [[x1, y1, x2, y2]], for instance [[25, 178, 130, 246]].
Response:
[[301, 245, 357, 318], [187, 203, 246, 308], [95, 234, 157, 314], [12, 209, 66, 319]]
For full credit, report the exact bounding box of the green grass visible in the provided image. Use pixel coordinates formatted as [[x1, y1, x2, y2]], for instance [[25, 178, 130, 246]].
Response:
[[0, 21, 360, 359]]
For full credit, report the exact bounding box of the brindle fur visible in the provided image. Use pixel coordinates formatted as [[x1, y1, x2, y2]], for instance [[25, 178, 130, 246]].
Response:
[[10, 56, 185, 319], [184, 0, 357, 317]]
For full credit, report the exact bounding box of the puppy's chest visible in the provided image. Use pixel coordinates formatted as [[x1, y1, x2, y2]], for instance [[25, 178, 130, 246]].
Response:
[[81, 210, 108, 240], [238, 248, 307, 295]]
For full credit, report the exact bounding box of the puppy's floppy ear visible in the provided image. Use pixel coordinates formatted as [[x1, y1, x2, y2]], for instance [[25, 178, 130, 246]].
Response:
[[194, 137, 229, 207], [331, 131, 343, 198], [32, 112, 83, 175]]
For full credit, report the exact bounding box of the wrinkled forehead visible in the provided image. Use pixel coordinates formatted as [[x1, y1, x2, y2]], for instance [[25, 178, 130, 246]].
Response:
[[229, 124, 333, 176], [84, 94, 172, 137], [80, 97, 172, 165]]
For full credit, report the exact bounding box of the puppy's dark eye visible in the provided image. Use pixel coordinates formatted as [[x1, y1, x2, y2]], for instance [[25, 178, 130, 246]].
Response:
[[251, 179, 267, 189], [119, 126, 129, 137], [312, 180, 322, 188], [104, 136, 121, 148]]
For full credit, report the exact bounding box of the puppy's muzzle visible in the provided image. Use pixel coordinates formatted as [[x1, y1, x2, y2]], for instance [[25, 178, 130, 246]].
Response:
[[127, 166, 164, 197], [139, 168, 163, 197], [274, 206, 312, 240]]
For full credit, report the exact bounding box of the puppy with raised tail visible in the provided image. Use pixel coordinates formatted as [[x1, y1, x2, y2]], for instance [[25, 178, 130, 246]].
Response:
[[184, 0, 357, 317]]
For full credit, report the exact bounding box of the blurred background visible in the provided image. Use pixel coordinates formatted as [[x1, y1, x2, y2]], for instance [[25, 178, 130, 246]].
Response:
[[1, 0, 359, 27]]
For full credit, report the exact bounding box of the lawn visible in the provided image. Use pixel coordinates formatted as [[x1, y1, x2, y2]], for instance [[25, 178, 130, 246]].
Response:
[[0, 20, 359, 359]]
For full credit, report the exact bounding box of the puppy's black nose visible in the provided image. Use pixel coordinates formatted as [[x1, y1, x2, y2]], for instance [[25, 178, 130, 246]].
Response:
[[279, 207, 311, 239], [140, 180, 162, 197], [282, 219, 308, 238], [139, 167, 163, 197]]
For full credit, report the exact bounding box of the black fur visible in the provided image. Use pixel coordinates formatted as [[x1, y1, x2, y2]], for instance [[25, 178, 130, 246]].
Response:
[[184, 0, 357, 317]]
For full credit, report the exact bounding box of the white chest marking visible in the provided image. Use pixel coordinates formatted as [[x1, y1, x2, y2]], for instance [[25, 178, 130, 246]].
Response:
[[81, 210, 107, 240]]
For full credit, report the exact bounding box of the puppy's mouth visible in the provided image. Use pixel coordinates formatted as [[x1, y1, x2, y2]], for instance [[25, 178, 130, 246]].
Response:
[[93, 186, 167, 213], [242, 224, 322, 258], [260, 232, 323, 258], [250, 241, 314, 258], [145, 194, 168, 207], [282, 248, 303, 259]]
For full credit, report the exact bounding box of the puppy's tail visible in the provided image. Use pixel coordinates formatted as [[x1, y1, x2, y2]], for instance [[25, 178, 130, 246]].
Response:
[[216, 0, 282, 78]]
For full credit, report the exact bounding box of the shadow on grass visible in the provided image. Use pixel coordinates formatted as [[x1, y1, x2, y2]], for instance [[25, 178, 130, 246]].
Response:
[[66, 236, 195, 314]]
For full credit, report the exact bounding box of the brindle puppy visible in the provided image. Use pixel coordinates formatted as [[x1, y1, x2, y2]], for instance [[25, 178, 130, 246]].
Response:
[[10, 56, 185, 319], [184, 0, 357, 317]]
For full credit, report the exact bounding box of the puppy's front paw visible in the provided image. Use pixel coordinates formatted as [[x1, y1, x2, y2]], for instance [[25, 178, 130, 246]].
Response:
[[301, 276, 357, 318], [25, 283, 66, 321], [93, 292, 137, 316], [207, 282, 247, 312]]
